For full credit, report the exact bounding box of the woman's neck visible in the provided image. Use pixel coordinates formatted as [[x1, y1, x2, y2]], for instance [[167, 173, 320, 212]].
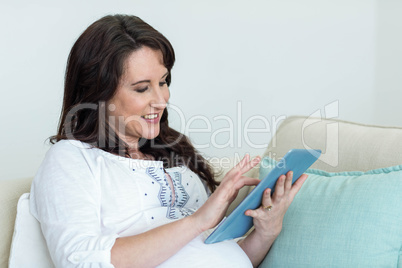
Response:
[[122, 137, 154, 160]]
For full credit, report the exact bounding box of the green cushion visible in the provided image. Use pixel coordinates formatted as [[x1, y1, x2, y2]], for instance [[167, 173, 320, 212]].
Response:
[[258, 157, 402, 268]]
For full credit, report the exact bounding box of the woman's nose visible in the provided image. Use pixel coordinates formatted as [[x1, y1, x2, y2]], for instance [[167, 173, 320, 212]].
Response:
[[150, 89, 167, 110], [150, 101, 167, 110]]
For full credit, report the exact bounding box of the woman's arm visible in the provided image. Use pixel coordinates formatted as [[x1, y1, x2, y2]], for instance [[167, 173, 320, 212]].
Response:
[[111, 215, 199, 267], [238, 171, 308, 267], [111, 155, 261, 268]]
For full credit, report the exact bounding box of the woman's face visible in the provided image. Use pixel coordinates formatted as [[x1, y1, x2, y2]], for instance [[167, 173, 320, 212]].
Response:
[[107, 46, 170, 144]]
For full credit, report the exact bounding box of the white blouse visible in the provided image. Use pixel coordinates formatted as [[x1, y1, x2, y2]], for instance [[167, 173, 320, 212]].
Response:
[[30, 140, 252, 267]]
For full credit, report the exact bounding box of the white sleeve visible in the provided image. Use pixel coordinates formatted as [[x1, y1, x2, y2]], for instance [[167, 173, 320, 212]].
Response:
[[30, 142, 119, 268]]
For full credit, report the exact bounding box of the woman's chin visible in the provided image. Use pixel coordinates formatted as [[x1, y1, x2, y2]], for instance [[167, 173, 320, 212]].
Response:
[[141, 130, 160, 140]]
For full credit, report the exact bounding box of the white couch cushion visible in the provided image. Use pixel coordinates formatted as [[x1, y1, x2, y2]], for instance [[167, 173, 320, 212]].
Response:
[[8, 193, 54, 268], [0, 177, 32, 267]]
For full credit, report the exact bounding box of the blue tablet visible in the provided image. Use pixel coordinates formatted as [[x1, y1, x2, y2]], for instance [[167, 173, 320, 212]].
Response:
[[204, 149, 321, 244]]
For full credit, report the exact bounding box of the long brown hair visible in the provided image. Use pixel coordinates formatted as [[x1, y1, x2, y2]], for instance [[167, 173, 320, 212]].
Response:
[[51, 14, 218, 191]]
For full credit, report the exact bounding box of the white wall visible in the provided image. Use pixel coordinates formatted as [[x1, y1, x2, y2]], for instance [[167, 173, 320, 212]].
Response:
[[1, 0, 400, 180], [373, 0, 402, 126]]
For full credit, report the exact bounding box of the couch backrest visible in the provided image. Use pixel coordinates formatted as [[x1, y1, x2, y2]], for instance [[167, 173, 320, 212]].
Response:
[[264, 116, 402, 172]]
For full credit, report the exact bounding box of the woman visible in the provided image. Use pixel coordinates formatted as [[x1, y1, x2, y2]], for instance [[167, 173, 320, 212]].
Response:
[[30, 14, 307, 267]]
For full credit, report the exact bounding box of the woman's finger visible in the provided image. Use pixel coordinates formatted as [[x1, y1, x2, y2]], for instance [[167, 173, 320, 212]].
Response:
[[289, 173, 308, 198], [238, 154, 250, 169], [244, 208, 259, 218], [245, 188, 272, 218], [284, 171, 293, 194], [229, 155, 260, 177], [234, 176, 261, 189], [239, 156, 261, 174], [273, 174, 286, 199], [261, 188, 273, 209], [230, 154, 250, 174]]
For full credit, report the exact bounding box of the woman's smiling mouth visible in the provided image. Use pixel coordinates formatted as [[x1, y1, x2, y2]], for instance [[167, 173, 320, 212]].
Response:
[[141, 113, 160, 123]]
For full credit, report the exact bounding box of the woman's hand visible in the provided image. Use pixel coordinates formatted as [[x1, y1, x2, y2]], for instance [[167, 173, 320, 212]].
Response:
[[245, 171, 308, 240], [191, 154, 261, 233], [238, 171, 308, 267]]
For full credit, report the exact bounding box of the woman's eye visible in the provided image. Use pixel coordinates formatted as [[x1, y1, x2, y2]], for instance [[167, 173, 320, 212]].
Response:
[[159, 81, 167, 87], [135, 87, 148, 93]]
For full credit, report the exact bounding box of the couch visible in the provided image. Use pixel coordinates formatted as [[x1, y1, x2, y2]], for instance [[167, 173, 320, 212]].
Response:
[[1, 115, 401, 267]]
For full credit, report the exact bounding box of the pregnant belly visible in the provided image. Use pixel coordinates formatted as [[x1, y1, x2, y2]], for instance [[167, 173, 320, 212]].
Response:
[[157, 232, 252, 268]]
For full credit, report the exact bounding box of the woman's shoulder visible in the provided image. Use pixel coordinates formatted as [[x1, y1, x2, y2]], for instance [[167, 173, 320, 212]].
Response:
[[31, 140, 104, 194], [30, 140, 104, 218], [36, 140, 102, 176], [48, 139, 91, 153], [44, 139, 98, 161]]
